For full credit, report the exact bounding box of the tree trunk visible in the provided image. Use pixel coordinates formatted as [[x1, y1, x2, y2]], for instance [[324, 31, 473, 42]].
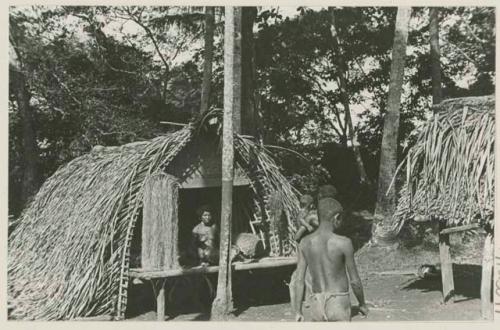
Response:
[[480, 231, 494, 319], [232, 7, 242, 134], [211, 6, 240, 320], [429, 7, 442, 106], [12, 68, 39, 207], [241, 7, 259, 138], [200, 6, 215, 114], [328, 7, 370, 185], [372, 7, 411, 244]]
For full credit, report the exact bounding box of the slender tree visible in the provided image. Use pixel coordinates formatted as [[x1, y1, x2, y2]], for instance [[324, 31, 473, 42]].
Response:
[[328, 7, 370, 184], [9, 21, 39, 207], [200, 6, 215, 114], [372, 7, 412, 244], [429, 7, 442, 106], [211, 6, 241, 320], [232, 8, 243, 134], [241, 7, 258, 137]]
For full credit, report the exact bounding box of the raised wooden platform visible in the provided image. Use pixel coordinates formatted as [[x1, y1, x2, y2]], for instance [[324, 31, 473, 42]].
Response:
[[129, 256, 297, 279], [129, 256, 297, 321]]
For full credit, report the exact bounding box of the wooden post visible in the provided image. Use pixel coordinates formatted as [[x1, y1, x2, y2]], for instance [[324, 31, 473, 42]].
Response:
[[211, 6, 240, 320], [438, 222, 454, 303], [156, 279, 166, 321], [480, 232, 493, 319]]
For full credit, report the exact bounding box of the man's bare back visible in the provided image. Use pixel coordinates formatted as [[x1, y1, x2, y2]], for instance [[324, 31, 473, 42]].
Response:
[[300, 231, 350, 294], [292, 198, 368, 322]]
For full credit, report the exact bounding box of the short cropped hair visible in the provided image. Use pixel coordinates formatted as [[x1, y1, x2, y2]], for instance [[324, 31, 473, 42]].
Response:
[[318, 198, 343, 226], [318, 185, 338, 200]]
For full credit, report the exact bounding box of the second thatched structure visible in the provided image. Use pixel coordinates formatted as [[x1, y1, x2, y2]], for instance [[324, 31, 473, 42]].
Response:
[[393, 95, 494, 319]]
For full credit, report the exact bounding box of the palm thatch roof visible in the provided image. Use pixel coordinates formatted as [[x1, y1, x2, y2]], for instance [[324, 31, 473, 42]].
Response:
[[8, 113, 301, 320], [394, 95, 494, 230]]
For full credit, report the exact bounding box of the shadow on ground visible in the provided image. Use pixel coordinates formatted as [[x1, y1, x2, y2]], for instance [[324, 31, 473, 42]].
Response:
[[125, 266, 296, 320], [401, 263, 481, 300]]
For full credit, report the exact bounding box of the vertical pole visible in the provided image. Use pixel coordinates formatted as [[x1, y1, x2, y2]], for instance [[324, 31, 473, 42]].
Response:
[[211, 6, 239, 320], [156, 279, 165, 321], [480, 232, 494, 319], [438, 222, 455, 303]]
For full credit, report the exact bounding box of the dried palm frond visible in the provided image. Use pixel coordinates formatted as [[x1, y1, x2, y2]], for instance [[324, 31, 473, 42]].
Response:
[[393, 96, 494, 231]]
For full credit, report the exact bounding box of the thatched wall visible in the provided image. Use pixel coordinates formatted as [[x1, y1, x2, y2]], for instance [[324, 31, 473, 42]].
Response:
[[8, 116, 300, 320], [394, 95, 494, 230]]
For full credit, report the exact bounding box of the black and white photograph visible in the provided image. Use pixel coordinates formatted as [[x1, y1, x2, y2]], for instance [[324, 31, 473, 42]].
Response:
[[6, 2, 497, 322]]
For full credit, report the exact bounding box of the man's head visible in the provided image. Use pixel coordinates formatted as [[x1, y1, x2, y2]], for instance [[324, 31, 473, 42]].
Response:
[[299, 194, 314, 210], [318, 185, 338, 201], [318, 197, 343, 230]]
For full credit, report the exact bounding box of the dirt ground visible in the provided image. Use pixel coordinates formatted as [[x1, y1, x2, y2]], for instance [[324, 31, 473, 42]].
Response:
[[129, 270, 481, 322], [127, 226, 486, 322]]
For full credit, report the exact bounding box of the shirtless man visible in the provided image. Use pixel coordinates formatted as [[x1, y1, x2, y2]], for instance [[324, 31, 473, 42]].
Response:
[[192, 205, 219, 266], [292, 197, 368, 321]]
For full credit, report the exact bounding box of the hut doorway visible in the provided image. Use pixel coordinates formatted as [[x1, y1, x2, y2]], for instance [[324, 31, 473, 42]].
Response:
[[177, 185, 254, 266]]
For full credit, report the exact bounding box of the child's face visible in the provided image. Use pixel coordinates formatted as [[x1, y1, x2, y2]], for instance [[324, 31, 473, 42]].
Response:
[[201, 211, 212, 225], [300, 201, 313, 210]]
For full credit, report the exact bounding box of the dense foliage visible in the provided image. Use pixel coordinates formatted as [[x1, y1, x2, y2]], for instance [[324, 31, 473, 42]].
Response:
[[9, 6, 495, 215]]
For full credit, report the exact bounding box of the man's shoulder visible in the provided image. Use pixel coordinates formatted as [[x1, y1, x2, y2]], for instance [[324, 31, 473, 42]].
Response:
[[328, 234, 352, 249], [298, 234, 314, 249]]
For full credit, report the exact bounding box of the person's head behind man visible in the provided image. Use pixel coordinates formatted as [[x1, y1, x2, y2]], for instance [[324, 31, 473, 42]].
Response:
[[318, 185, 338, 201], [317, 197, 343, 231]]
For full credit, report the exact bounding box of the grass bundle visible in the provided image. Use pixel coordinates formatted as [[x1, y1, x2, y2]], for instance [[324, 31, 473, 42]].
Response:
[[394, 95, 494, 230], [8, 112, 301, 320]]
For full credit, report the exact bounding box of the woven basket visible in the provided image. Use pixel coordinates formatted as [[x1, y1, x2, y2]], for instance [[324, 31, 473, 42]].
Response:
[[235, 233, 264, 258]]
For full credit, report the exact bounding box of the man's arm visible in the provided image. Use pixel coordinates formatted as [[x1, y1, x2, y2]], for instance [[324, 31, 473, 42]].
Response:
[[291, 243, 307, 321], [294, 226, 308, 242], [344, 239, 369, 316]]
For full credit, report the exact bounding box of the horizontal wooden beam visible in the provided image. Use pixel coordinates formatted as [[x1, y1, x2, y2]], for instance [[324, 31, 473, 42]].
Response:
[[159, 121, 187, 127], [70, 315, 113, 321], [440, 224, 479, 235], [129, 257, 297, 279]]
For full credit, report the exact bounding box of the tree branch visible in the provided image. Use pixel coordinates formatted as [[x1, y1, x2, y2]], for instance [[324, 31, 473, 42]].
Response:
[[124, 7, 170, 73], [448, 41, 479, 67], [51, 73, 82, 107]]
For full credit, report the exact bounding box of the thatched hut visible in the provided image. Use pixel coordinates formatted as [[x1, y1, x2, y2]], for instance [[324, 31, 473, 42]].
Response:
[[8, 113, 301, 320], [394, 95, 494, 227], [393, 95, 494, 318]]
